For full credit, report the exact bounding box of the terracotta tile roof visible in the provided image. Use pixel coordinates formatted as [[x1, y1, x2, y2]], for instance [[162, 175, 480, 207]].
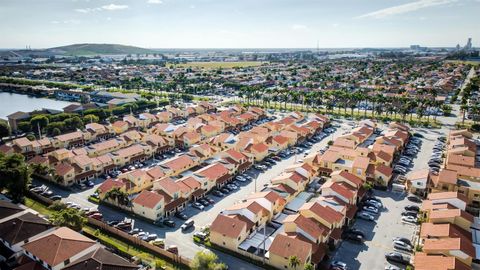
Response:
[[420, 223, 471, 240], [97, 179, 125, 194], [196, 163, 229, 180], [210, 214, 247, 239], [332, 170, 364, 188], [22, 227, 96, 267], [375, 164, 393, 177], [283, 214, 327, 239], [155, 177, 181, 194], [250, 142, 268, 153], [414, 253, 471, 270], [423, 237, 476, 258], [132, 190, 164, 209], [428, 192, 468, 203], [436, 170, 458, 185], [448, 154, 475, 168], [55, 163, 74, 176], [225, 149, 246, 161], [299, 201, 344, 224], [407, 169, 430, 181], [269, 233, 312, 264], [146, 167, 165, 180], [163, 155, 194, 171], [429, 208, 474, 223]]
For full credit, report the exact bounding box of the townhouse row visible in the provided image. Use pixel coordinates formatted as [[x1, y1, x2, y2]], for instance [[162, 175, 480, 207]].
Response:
[[408, 129, 480, 216], [2, 101, 216, 159], [209, 145, 367, 269], [96, 112, 329, 221], [9, 104, 270, 187], [208, 120, 412, 270], [0, 200, 138, 270], [415, 191, 480, 270]]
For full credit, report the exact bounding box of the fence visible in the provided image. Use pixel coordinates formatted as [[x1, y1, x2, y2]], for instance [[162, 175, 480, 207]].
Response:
[[87, 217, 191, 267]]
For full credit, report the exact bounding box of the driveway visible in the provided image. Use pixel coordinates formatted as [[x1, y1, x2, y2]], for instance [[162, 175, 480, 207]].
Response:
[[331, 189, 420, 270]]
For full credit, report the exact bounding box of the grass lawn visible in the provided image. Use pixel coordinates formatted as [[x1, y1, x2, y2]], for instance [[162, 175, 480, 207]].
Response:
[[24, 197, 55, 216], [169, 61, 266, 69], [83, 227, 180, 270]]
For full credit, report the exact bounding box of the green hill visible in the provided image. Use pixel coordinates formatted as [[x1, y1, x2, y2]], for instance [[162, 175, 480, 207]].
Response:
[[50, 43, 156, 56]]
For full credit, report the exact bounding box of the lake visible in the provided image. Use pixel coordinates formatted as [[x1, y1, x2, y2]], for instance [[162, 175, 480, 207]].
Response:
[[0, 92, 76, 120]]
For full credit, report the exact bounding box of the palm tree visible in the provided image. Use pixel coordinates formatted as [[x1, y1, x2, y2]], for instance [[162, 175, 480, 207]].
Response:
[[461, 104, 469, 125], [289, 255, 301, 269]]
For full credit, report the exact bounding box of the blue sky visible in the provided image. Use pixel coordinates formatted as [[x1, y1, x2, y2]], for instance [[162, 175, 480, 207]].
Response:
[[0, 0, 478, 49]]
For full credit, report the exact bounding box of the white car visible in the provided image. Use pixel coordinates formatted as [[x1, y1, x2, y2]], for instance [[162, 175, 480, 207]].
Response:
[[363, 206, 379, 214], [401, 216, 418, 224], [365, 199, 383, 208]]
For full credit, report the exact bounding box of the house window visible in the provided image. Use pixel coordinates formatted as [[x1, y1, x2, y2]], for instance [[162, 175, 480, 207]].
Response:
[[64, 259, 70, 265]]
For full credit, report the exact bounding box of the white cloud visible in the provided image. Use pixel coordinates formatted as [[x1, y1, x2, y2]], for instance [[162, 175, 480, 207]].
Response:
[[291, 24, 308, 31], [75, 3, 128, 13], [50, 19, 80, 24], [101, 4, 129, 11], [356, 0, 458, 19], [147, 0, 163, 4]]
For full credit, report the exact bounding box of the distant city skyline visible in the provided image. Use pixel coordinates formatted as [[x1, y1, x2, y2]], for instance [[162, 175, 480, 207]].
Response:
[[1, 0, 479, 49]]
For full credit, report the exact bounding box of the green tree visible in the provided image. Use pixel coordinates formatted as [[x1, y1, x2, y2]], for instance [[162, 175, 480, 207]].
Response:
[[190, 250, 227, 270], [0, 121, 10, 141], [289, 255, 301, 269], [83, 114, 100, 124], [30, 115, 49, 132], [48, 201, 67, 211], [0, 153, 31, 202], [49, 208, 86, 231]]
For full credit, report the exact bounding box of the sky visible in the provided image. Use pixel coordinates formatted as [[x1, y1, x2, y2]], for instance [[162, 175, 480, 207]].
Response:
[[0, 0, 479, 49]]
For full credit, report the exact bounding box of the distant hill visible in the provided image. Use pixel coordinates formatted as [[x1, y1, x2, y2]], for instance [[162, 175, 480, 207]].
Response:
[[49, 43, 157, 56]]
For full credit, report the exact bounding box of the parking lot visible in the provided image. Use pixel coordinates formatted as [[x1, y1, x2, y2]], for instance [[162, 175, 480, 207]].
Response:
[[332, 189, 421, 270]]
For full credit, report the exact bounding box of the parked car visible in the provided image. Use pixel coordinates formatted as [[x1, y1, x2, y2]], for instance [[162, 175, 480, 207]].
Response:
[[192, 202, 205, 210], [385, 252, 410, 265], [89, 213, 103, 220], [404, 205, 420, 212], [362, 206, 379, 214], [86, 180, 94, 187], [193, 231, 208, 241], [175, 211, 188, 220], [50, 195, 62, 201], [180, 219, 195, 231], [401, 211, 418, 218], [357, 212, 375, 221], [212, 190, 224, 197], [401, 216, 418, 224], [163, 219, 176, 228], [345, 233, 363, 243], [205, 197, 215, 204], [345, 228, 365, 238], [393, 240, 412, 252], [407, 195, 422, 203], [330, 261, 347, 270], [200, 198, 212, 206], [393, 237, 412, 247]]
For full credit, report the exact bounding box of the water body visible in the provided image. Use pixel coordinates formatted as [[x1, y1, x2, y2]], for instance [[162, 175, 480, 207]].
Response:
[[0, 91, 75, 120]]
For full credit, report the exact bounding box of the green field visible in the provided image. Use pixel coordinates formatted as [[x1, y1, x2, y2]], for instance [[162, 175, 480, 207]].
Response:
[[171, 61, 266, 69]]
